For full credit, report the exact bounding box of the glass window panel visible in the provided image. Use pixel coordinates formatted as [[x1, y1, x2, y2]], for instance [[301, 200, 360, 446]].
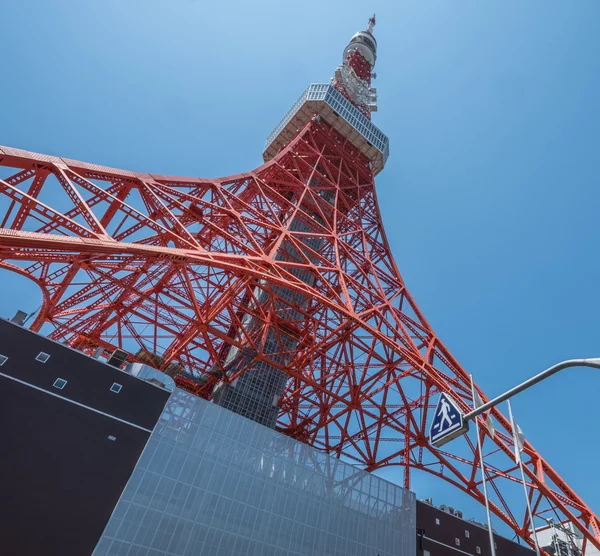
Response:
[[93, 390, 415, 556]]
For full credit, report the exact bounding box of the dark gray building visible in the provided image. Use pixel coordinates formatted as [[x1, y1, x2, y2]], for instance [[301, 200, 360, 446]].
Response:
[[416, 500, 535, 556], [0, 319, 171, 555]]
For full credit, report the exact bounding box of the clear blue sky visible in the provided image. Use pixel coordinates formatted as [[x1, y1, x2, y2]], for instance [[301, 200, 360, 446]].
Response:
[[3, 0, 600, 535]]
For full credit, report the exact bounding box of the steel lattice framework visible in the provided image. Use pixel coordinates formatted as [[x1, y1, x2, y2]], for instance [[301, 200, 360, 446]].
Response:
[[0, 19, 598, 555]]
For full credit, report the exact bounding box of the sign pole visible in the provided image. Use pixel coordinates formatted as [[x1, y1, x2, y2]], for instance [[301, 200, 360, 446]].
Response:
[[507, 400, 541, 556], [471, 375, 496, 556]]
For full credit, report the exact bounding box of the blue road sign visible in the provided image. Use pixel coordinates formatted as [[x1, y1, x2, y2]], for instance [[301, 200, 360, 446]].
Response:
[[429, 392, 469, 447]]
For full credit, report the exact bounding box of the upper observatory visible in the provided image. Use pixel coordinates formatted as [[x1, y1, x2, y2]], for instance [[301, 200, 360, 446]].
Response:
[[263, 16, 389, 175]]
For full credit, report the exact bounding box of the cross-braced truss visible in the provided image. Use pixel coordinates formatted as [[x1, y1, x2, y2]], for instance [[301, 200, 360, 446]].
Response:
[[0, 120, 597, 553]]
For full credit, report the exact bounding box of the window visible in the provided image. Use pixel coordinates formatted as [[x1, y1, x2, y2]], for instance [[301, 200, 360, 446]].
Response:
[[465, 530, 470, 538], [108, 435, 116, 441], [424, 551, 430, 556], [53, 378, 67, 390], [476, 547, 481, 554], [110, 383, 122, 394], [36, 352, 50, 363], [435, 518, 440, 525], [455, 538, 460, 546], [494, 542, 497, 549], [0, 354, 7, 366]]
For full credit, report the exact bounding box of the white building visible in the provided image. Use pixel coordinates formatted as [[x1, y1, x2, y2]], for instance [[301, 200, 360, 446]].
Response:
[[535, 522, 600, 556]]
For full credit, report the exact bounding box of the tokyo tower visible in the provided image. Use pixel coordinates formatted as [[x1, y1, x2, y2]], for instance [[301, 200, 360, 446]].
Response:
[[0, 16, 597, 554]]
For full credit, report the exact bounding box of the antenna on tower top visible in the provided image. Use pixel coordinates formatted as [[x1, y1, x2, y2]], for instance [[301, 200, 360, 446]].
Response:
[[367, 14, 376, 35], [331, 16, 379, 117]]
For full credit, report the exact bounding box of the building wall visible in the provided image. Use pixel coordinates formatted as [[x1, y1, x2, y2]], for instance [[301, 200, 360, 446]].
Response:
[[416, 501, 535, 556], [535, 523, 600, 556], [94, 389, 416, 556], [0, 319, 170, 556]]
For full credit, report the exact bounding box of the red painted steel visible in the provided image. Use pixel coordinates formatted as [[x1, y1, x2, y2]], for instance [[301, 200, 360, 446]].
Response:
[[0, 130, 597, 553], [0, 19, 597, 555]]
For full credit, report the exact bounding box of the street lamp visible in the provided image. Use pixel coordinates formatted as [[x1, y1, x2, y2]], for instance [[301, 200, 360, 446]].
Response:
[[463, 358, 600, 423], [430, 358, 600, 448]]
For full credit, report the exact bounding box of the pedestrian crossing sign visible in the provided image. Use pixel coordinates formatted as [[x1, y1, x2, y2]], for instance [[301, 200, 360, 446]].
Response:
[[430, 392, 469, 447]]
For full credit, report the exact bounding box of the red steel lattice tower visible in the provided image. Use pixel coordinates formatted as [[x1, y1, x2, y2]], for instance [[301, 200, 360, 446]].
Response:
[[0, 17, 598, 553]]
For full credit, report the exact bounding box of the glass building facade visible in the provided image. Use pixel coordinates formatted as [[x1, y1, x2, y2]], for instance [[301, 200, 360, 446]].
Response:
[[94, 389, 416, 556]]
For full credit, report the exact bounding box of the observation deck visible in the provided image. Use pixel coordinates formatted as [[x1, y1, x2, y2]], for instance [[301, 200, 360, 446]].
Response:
[[263, 83, 389, 175]]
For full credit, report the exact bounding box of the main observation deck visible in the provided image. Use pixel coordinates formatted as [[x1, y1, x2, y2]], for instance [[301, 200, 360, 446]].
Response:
[[263, 84, 389, 175]]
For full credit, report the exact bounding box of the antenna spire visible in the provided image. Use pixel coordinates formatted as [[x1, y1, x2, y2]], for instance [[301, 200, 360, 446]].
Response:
[[367, 14, 376, 35]]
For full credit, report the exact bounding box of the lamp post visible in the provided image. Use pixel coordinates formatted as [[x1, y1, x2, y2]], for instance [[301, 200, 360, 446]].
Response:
[[463, 358, 600, 423]]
